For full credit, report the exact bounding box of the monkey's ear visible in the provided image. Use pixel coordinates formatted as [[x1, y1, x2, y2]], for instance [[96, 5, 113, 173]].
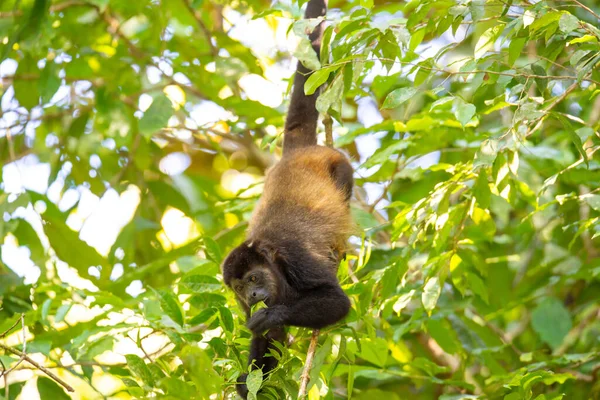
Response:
[[221, 243, 249, 286], [254, 240, 277, 265]]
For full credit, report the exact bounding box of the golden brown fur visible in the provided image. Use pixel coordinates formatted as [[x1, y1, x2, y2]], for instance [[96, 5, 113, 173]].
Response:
[[249, 146, 353, 270]]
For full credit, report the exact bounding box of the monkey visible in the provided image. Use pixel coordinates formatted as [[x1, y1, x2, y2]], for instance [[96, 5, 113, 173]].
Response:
[[221, 0, 353, 398]]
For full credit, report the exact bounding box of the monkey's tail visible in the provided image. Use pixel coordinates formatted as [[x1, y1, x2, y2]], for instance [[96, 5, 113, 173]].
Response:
[[282, 0, 327, 155]]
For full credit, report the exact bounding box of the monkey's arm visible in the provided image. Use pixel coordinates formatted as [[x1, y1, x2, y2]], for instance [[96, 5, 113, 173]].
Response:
[[247, 284, 350, 333]]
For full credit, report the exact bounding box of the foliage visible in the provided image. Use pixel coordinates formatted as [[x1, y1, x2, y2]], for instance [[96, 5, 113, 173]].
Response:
[[1, 0, 600, 399]]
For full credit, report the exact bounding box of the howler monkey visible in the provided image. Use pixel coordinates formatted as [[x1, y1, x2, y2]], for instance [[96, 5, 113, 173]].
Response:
[[221, 0, 353, 398]]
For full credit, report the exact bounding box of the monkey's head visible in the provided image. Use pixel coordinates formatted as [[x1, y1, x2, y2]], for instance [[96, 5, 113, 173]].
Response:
[[222, 240, 283, 309]]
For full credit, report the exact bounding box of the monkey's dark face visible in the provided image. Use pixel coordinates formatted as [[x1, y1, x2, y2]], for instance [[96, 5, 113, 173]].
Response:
[[230, 267, 278, 307], [222, 241, 281, 309]]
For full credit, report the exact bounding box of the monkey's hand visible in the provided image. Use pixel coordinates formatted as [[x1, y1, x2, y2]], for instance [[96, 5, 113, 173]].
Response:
[[247, 305, 287, 334]]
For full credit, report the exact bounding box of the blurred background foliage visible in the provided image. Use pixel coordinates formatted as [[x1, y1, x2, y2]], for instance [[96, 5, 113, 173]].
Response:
[[0, 0, 600, 399]]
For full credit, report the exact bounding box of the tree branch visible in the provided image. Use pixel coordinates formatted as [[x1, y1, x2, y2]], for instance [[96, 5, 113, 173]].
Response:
[[298, 329, 319, 399], [570, 0, 600, 21], [323, 114, 333, 148], [0, 343, 75, 393], [0, 316, 21, 339], [0, 0, 92, 18], [182, 0, 218, 57]]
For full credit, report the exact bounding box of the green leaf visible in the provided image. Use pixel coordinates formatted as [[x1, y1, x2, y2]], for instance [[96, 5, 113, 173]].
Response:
[[180, 345, 221, 398], [532, 63, 547, 92], [320, 25, 333, 64], [474, 25, 502, 59], [381, 87, 418, 109], [246, 369, 263, 396], [473, 169, 491, 208], [250, 300, 268, 316], [362, 140, 410, 169], [508, 37, 527, 66], [203, 237, 222, 263], [125, 354, 155, 386], [426, 318, 460, 354], [294, 37, 321, 71], [34, 197, 109, 281], [39, 62, 61, 104], [316, 74, 343, 114], [14, 56, 39, 109], [54, 304, 71, 323], [360, 0, 374, 9], [36, 377, 70, 400], [139, 94, 174, 137], [218, 306, 234, 332], [68, 112, 90, 138], [155, 289, 184, 327], [558, 13, 579, 33], [569, 35, 597, 44], [159, 377, 194, 399], [351, 206, 380, 230], [189, 293, 227, 308], [422, 276, 441, 314], [392, 290, 415, 315], [181, 275, 220, 292], [358, 337, 388, 367], [466, 272, 488, 303], [582, 194, 600, 211], [530, 11, 562, 32], [304, 68, 331, 95], [84, 335, 114, 360], [411, 357, 450, 376], [575, 127, 593, 142], [455, 103, 476, 126], [470, 0, 485, 22], [188, 307, 217, 325], [409, 28, 426, 51], [523, 10, 535, 27], [557, 114, 588, 164], [473, 139, 498, 168], [531, 297, 572, 350]]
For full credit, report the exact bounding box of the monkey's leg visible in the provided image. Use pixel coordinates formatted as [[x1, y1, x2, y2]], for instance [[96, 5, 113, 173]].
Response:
[[237, 327, 285, 398], [286, 285, 350, 328]]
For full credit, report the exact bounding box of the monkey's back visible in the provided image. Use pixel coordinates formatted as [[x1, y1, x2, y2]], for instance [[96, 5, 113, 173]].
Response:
[[248, 146, 353, 265]]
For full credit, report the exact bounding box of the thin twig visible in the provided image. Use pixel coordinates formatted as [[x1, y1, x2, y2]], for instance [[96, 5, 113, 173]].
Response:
[[182, 0, 218, 56], [0, 315, 27, 375], [369, 156, 403, 213], [101, 11, 145, 60], [0, 315, 74, 392], [1, 359, 7, 399], [14, 342, 174, 372], [0, 316, 21, 338], [525, 80, 580, 138], [0, 343, 75, 392], [571, 0, 600, 20], [298, 329, 319, 399]]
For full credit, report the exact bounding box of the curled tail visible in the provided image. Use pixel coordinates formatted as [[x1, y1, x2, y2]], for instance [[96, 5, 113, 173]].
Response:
[[283, 0, 327, 155]]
